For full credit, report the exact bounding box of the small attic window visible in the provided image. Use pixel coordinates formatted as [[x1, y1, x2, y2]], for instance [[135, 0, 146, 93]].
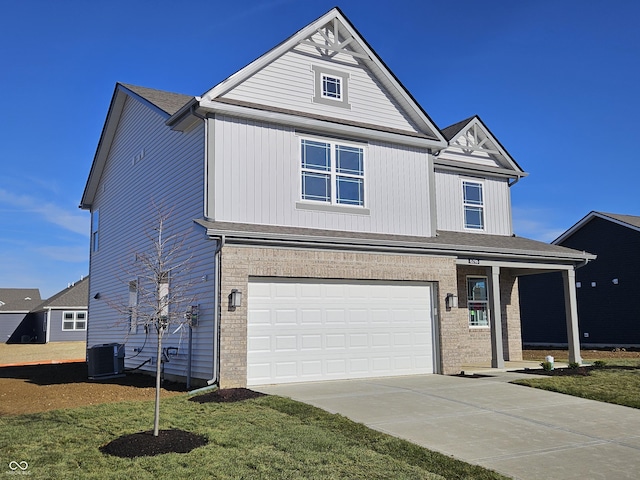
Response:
[[322, 74, 341, 100], [312, 66, 350, 109]]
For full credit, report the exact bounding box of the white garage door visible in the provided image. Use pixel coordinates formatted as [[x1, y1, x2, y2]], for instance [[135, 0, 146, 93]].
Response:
[[247, 279, 434, 386]]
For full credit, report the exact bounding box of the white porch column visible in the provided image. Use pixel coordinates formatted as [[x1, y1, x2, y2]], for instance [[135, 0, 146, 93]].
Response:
[[488, 265, 504, 368], [562, 268, 583, 365]]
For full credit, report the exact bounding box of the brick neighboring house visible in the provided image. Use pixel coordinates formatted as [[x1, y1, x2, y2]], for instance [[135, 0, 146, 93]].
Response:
[[5, 278, 88, 344], [0, 289, 42, 342], [520, 211, 638, 347], [80, 7, 594, 388]]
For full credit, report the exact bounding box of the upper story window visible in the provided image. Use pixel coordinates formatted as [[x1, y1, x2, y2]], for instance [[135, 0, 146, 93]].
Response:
[[462, 180, 484, 230], [63, 311, 87, 331], [312, 66, 350, 109], [91, 210, 99, 252], [301, 138, 364, 207]]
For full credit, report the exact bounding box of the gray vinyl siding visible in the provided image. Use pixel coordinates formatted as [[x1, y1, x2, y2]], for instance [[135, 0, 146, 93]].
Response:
[[48, 309, 87, 342], [211, 115, 434, 237], [434, 169, 513, 235], [1, 313, 27, 342], [87, 95, 215, 381], [221, 49, 420, 134]]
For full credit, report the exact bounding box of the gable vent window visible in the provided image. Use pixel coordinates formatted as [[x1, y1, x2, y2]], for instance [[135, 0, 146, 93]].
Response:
[[312, 66, 350, 109], [462, 180, 484, 230], [301, 138, 364, 207], [322, 74, 342, 100]]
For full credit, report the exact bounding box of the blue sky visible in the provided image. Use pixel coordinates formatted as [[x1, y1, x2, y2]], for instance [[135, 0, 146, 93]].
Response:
[[1, 0, 638, 298]]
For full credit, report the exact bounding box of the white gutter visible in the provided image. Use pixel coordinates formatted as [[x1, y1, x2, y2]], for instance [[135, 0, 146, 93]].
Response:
[[207, 235, 225, 386]]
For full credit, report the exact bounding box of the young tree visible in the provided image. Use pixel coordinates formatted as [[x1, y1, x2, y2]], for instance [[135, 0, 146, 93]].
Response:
[[107, 204, 196, 436]]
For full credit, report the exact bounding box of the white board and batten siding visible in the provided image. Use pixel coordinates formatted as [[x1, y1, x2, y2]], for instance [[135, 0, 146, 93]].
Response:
[[88, 95, 215, 381], [211, 115, 434, 237], [247, 279, 435, 386], [434, 169, 513, 235], [220, 48, 421, 135]]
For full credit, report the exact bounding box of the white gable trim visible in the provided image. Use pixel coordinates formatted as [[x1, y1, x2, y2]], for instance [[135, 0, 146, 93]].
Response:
[[553, 211, 640, 245], [195, 101, 442, 149], [440, 117, 525, 176], [193, 8, 446, 147], [81, 84, 173, 209]]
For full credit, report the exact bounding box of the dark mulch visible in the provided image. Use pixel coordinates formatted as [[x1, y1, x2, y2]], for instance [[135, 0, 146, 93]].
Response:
[[515, 365, 639, 377], [189, 387, 266, 403], [100, 429, 208, 458]]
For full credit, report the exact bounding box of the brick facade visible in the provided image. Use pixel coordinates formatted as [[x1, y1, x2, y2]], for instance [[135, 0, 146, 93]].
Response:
[[218, 245, 522, 387]]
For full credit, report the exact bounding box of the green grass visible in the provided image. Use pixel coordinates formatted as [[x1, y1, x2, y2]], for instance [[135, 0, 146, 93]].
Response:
[[513, 360, 640, 409], [0, 394, 507, 480]]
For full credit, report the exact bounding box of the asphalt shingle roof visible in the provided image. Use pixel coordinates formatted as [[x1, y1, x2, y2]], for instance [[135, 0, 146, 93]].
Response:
[[0, 289, 42, 312], [34, 277, 88, 311], [120, 83, 193, 116]]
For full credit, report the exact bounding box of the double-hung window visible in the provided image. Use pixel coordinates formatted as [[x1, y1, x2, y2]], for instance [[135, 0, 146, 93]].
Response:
[[467, 277, 489, 327], [463, 180, 484, 230], [63, 311, 87, 331], [301, 138, 365, 207]]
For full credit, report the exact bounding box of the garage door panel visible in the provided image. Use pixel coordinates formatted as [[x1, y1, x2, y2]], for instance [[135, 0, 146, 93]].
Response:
[[247, 280, 434, 385]]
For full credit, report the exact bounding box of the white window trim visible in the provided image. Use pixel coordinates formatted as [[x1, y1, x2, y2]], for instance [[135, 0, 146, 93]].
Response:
[[462, 179, 485, 231], [299, 136, 366, 208], [128, 280, 138, 334], [62, 311, 87, 331], [91, 210, 99, 252], [467, 276, 490, 328], [312, 65, 351, 109]]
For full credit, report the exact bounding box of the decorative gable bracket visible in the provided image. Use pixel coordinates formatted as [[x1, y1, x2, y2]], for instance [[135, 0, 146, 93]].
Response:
[[298, 18, 368, 60], [451, 123, 500, 156]]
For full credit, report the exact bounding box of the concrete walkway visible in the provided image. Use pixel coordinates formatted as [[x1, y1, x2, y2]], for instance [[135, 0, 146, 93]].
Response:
[[257, 373, 640, 480]]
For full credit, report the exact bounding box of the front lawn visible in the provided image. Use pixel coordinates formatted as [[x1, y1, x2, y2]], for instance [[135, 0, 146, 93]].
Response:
[[0, 393, 507, 480], [513, 360, 640, 409]]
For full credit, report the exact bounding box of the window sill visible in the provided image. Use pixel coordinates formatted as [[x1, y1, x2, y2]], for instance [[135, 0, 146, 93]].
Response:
[[469, 325, 490, 330], [296, 201, 370, 216]]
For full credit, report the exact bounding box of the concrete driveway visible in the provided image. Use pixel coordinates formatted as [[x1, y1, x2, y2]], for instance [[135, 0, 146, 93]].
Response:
[[257, 373, 640, 480]]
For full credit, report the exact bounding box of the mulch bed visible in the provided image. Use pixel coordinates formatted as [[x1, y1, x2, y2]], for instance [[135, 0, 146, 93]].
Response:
[[189, 387, 266, 403], [100, 429, 208, 458], [100, 388, 265, 457]]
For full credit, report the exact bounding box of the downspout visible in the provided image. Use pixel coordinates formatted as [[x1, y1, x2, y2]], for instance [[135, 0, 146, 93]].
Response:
[[207, 235, 225, 386]]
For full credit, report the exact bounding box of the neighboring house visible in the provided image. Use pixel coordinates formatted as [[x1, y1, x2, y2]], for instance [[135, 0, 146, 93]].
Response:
[[80, 7, 594, 388], [0, 289, 42, 343], [5, 278, 88, 344], [520, 211, 639, 347]]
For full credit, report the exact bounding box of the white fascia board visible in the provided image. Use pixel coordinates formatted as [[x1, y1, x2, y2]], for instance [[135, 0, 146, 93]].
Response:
[[445, 117, 523, 174], [204, 227, 595, 263], [199, 8, 445, 143], [198, 101, 446, 150], [434, 159, 528, 179], [202, 10, 342, 101], [80, 87, 128, 209]]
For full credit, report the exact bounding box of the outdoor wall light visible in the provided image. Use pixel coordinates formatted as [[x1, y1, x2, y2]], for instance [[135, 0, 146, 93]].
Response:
[[445, 293, 458, 309], [612, 278, 619, 285], [230, 289, 243, 308], [93, 292, 101, 300]]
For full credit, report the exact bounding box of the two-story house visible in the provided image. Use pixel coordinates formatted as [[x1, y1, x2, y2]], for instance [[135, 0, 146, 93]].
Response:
[[80, 8, 594, 388]]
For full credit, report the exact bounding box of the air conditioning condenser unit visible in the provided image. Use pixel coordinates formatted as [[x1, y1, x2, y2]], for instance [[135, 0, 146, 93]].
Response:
[[88, 343, 125, 379]]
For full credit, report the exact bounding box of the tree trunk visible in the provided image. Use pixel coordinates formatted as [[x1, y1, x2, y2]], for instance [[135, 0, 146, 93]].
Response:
[[153, 326, 163, 437]]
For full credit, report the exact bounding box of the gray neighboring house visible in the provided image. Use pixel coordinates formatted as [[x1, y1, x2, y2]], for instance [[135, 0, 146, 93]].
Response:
[[5, 278, 88, 344], [0, 289, 42, 342]]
